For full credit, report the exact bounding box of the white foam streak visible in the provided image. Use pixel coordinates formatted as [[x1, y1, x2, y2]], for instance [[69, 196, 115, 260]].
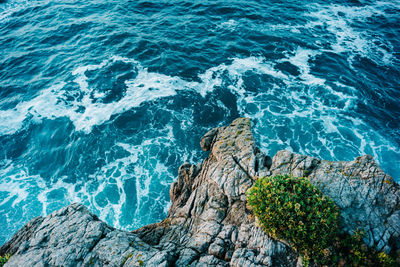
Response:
[[306, 2, 396, 66], [0, 83, 66, 135], [0, 55, 290, 135], [284, 48, 325, 85], [0, 56, 197, 135]]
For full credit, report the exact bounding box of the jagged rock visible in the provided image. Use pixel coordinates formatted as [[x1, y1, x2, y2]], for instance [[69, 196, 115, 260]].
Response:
[[1, 117, 399, 266], [169, 162, 199, 214], [200, 127, 220, 151], [0, 216, 44, 257]]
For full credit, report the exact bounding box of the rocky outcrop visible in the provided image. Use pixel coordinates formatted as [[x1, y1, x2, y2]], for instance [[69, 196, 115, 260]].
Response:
[[1, 118, 399, 266]]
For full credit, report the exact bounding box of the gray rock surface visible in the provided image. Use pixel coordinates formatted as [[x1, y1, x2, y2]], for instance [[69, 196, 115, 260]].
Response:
[[1, 118, 399, 266]]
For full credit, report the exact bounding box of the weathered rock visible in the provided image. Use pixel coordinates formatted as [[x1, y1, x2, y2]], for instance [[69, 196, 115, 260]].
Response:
[[200, 127, 220, 151], [1, 117, 399, 266], [169, 162, 199, 214], [0, 216, 44, 257]]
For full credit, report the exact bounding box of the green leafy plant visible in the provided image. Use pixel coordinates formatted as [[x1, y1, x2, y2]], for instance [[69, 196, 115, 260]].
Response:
[[246, 174, 340, 265], [335, 230, 397, 267], [0, 254, 11, 267], [377, 251, 396, 267]]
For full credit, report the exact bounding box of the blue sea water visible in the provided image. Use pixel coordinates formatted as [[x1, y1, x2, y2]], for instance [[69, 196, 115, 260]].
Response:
[[0, 0, 399, 245]]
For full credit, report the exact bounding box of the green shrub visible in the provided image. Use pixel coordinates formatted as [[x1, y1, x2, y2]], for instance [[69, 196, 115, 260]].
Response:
[[0, 254, 11, 267], [246, 174, 398, 266], [246, 174, 340, 265]]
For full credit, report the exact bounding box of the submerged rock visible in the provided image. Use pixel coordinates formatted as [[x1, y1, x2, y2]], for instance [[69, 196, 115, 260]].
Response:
[[1, 118, 399, 266]]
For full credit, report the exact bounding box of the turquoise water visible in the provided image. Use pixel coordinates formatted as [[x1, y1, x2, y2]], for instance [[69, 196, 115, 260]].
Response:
[[0, 0, 399, 244]]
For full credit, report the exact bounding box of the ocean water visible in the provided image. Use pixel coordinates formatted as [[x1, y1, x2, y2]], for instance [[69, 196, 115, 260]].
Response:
[[0, 0, 399, 245]]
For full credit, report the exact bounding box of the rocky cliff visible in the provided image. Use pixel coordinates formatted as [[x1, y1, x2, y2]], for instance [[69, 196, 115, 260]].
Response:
[[1, 118, 399, 266]]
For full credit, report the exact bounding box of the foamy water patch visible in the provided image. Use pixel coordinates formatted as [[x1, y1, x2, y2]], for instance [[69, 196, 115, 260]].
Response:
[[0, 123, 181, 240], [281, 48, 325, 85], [217, 19, 239, 32], [0, 56, 199, 135], [0, 83, 67, 135], [68, 56, 199, 133], [306, 2, 397, 67], [0, 55, 288, 135]]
